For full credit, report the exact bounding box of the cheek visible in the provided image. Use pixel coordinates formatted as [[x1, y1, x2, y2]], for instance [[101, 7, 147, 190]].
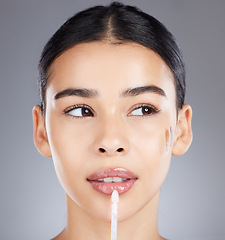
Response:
[[48, 128, 90, 209], [47, 112, 88, 161], [46, 115, 89, 193], [131, 118, 173, 157], [142, 132, 171, 193], [130, 118, 173, 186], [139, 127, 171, 168]]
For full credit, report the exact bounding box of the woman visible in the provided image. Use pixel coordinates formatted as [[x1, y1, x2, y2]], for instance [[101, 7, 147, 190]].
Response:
[[33, 2, 193, 239]]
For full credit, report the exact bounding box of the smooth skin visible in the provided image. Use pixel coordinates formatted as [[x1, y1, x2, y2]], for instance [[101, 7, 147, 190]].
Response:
[[33, 42, 192, 240]]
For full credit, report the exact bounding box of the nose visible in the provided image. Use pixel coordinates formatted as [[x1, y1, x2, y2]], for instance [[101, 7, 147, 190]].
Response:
[[92, 117, 129, 157]]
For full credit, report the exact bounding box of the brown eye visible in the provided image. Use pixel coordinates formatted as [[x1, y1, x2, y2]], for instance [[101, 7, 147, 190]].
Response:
[[81, 107, 93, 117], [130, 105, 158, 116], [65, 106, 94, 117]]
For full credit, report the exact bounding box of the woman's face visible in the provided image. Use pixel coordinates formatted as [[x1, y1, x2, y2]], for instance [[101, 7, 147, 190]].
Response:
[[44, 42, 177, 221]]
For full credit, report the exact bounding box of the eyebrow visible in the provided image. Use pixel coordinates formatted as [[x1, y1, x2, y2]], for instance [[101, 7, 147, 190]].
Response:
[[122, 85, 167, 98], [54, 85, 167, 100], [54, 88, 98, 100]]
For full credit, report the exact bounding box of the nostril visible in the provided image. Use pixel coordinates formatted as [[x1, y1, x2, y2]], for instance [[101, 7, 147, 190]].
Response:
[[117, 148, 124, 152], [99, 148, 106, 153]]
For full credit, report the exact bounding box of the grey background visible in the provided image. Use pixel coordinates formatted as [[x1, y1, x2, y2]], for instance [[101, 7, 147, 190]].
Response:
[[0, 0, 224, 239]]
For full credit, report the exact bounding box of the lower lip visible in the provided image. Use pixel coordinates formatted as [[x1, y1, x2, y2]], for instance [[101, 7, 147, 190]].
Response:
[[88, 179, 136, 195]]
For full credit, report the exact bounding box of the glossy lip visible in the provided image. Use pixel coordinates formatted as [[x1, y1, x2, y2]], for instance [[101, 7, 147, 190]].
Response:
[[87, 168, 138, 195]]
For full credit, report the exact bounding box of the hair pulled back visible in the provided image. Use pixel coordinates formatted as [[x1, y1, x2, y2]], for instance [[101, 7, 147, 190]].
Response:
[[39, 1, 186, 112]]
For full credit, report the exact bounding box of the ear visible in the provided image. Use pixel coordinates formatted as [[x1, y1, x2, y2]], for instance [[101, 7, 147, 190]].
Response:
[[172, 104, 193, 156], [32, 105, 52, 157]]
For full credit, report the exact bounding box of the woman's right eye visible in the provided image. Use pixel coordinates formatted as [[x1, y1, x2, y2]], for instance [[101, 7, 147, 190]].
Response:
[[64, 105, 94, 118]]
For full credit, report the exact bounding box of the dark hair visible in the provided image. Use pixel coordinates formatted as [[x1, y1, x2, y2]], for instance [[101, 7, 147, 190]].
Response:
[[39, 1, 185, 112]]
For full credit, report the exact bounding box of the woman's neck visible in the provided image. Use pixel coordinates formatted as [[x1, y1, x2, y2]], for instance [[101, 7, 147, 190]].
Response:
[[53, 192, 166, 240]]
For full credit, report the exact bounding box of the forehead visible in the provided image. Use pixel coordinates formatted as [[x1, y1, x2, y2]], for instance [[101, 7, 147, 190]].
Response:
[[47, 42, 175, 99]]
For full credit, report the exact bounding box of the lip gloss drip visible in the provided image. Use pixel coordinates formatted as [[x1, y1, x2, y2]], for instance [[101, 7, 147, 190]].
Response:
[[111, 190, 119, 240]]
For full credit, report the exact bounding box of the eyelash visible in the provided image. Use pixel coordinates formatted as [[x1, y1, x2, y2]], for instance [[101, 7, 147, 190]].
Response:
[[64, 103, 160, 118]]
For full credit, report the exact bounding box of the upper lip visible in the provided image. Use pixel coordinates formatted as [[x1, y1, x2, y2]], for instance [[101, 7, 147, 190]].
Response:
[[87, 168, 138, 181]]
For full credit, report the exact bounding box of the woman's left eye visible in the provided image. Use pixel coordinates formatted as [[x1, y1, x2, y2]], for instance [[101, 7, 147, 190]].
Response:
[[64, 105, 94, 117], [129, 105, 159, 116]]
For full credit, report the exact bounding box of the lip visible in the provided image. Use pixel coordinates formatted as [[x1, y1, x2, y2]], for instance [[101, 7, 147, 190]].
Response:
[[87, 168, 138, 195]]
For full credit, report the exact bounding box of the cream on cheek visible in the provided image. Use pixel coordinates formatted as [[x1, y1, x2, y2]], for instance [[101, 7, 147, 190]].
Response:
[[165, 126, 174, 151]]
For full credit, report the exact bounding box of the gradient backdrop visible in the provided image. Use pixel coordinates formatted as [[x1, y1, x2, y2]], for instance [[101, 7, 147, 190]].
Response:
[[0, 0, 225, 239]]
